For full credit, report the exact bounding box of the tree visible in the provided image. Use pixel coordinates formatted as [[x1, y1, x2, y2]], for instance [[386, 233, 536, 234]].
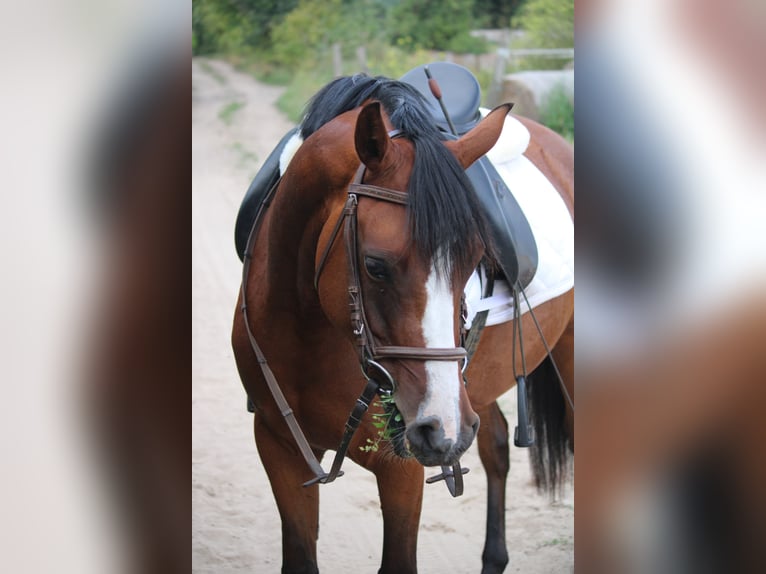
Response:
[[270, 0, 387, 69], [192, 0, 298, 55], [388, 0, 476, 51], [512, 0, 574, 48], [473, 0, 525, 29]]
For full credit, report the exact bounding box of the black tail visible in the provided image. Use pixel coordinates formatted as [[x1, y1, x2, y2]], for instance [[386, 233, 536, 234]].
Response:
[[527, 355, 572, 497]]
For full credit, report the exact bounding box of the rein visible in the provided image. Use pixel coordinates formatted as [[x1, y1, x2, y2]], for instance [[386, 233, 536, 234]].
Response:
[[241, 140, 469, 494]]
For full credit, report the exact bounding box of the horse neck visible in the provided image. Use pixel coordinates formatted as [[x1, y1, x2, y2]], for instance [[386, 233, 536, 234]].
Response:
[[260, 142, 357, 318]]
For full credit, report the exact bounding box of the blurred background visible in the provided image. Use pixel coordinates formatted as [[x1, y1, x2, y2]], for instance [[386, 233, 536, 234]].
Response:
[[0, 0, 763, 572], [192, 0, 575, 141], [192, 2, 577, 572], [575, 0, 766, 572], [0, 1, 188, 573]]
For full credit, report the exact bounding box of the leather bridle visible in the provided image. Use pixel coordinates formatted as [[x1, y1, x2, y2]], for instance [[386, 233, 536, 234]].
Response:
[[240, 137, 469, 494], [314, 162, 468, 387]]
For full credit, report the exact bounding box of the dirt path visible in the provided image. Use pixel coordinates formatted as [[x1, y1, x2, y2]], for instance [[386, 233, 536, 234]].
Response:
[[192, 58, 573, 573]]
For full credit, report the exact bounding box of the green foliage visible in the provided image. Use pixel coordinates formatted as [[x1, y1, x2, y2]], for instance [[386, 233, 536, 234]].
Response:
[[359, 394, 401, 453], [218, 101, 245, 125], [539, 84, 574, 143], [270, 0, 341, 69], [445, 32, 489, 55], [276, 70, 332, 123], [198, 59, 227, 85], [539, 536, 572, 548], [195, 0, 511, 124], [272, 41, 442, 123], [270, 0, 386, 70], [510, 0, 574, 70], [230, 142, 259, 171], [512, 0, 574, 49], [365, 42, 439, 78], [389, 0, 477, 51], [195, 0, 498, 61], [192, 0, 298, 55], [473, 0, 525, 28]]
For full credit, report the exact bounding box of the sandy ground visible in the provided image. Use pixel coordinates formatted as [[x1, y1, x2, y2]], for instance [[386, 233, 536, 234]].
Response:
[[192, 58, 573, 573]]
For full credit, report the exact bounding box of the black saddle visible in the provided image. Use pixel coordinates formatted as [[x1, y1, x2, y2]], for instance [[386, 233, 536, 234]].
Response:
[[400, 62, 537, 288], [234, 127, 299, 261], [399, 62, 483, 134], [234, 63, 538, 289]]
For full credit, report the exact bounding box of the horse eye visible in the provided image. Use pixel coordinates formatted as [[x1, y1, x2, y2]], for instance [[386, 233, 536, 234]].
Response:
[[364, 256, 390, 281]]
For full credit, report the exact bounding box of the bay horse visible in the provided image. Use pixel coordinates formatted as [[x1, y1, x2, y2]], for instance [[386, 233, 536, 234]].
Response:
[[231, 75, 573, 574]]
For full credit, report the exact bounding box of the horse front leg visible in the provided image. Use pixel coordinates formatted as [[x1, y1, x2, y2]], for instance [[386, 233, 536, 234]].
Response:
[[477, 401, 510, 574], [253, 413, 322, 574], [374, 458, 424, 574]]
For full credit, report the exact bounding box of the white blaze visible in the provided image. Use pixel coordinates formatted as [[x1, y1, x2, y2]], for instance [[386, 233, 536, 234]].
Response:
[[418, 262, 461, 442]]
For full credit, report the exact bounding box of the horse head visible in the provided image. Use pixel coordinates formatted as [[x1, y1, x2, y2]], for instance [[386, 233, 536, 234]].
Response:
[[317, 100, 511, 467]]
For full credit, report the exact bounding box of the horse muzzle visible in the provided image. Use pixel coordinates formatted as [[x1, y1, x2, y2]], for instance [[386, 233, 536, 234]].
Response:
[[404, 414, 479, 467]]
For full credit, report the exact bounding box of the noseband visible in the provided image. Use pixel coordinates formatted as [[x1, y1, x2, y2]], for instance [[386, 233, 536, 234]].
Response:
[[315, 161, 468, 392]]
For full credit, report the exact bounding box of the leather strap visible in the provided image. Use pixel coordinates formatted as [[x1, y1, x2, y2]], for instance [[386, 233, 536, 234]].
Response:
[[314, 200, 349, 289], [240, 155, 472, 490], [240, 176, 333, 482], [316, 165, 468, 365], [463, 266, 495, 366], [348, 183, 408, 205], [306, 378, 380, 486], [373, 346, 467, 361]]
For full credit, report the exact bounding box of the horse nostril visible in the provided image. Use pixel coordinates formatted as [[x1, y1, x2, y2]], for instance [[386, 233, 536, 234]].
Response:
[[406, 416, 451, 454]]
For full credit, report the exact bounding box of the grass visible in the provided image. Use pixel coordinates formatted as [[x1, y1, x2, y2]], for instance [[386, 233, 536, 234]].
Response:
[[227, 51, 295, 86], [224, 41, 488, 124], [219, 46, 574, 143], [218, 101, 246, 126], [198, 59, 227, 85], [539, 84, 574, 144], [539, 536, 573, 548], [230, 142, 258, 169], [276, 72, 330, 123]]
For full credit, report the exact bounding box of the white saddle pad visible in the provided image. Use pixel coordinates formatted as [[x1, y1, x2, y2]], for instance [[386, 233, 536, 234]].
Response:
[[464, 112, 574, 329]]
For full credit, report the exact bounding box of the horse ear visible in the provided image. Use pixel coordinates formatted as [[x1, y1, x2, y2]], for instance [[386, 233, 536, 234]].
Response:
[[355, 101, 389, 172], [445, 103, 513, 169]]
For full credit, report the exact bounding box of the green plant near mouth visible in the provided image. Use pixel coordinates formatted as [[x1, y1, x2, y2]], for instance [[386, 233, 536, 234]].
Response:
[[359, 393, 402, 453]]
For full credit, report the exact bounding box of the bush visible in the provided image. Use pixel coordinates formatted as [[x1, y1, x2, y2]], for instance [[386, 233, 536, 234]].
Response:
[[388, 0, 476, 51], [539, 84, 574, 143], [511, 0, 574, 70], [512, 0, 573, 48], [446, 32, 490, 55], [270, 0, 386, 71]]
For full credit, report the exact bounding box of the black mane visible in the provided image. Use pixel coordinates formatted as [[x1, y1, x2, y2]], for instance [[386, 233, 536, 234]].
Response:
[[301, 74, 495, 277]]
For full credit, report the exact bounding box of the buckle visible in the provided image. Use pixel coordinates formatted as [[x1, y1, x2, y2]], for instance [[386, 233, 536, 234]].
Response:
[[363, 359, 397, 394]]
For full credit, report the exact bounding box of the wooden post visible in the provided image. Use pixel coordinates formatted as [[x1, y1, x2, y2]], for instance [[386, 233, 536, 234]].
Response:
[[486, 48, 509, 108], [332, 43, 342, 78], [356, 45, 368, 74]]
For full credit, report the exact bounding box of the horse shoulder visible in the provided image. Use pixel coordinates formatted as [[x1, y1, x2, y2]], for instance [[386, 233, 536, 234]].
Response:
[[514, 115, 574, 218]]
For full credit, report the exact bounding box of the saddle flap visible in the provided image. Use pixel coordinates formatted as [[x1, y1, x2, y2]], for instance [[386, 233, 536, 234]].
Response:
[[466, 156, 538, 288], [234, 127, 300, 261]]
